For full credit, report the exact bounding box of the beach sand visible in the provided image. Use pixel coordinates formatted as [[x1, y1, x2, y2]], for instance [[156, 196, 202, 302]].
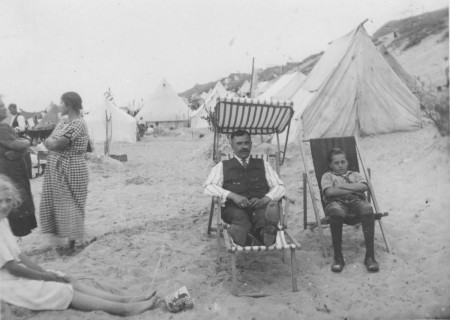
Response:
[[2, 122, 450, 320]]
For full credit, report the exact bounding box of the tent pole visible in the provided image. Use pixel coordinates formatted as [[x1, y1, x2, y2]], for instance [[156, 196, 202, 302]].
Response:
[[355, 137, 390, 253], [249, 57, 255, 98], [298, 136, 328, 257]]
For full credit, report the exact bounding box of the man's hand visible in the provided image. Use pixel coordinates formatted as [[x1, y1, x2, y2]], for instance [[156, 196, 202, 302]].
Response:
[[249, 196, 271, 209], [229, 193, 250, 208]]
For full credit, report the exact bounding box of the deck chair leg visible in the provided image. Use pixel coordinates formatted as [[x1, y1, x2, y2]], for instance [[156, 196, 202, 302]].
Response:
[[207, 198, 215, 235], [216, 226, 221, 263], [282, 247, 286, 264], [303, 173, 308, 229], [377, 219, 390, 253], [290, 248, 298, 292], [231, 252, 238, 294]]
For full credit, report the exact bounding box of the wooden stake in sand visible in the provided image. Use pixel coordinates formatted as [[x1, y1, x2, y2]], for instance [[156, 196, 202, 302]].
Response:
[[150, 247, 165, 287]]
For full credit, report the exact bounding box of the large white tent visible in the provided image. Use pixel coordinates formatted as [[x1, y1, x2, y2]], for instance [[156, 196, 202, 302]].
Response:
[[190, 81, 232, 129], [85, 97, 137, 144], [135, 78, 188, 125], [284, 23, 421, 142]]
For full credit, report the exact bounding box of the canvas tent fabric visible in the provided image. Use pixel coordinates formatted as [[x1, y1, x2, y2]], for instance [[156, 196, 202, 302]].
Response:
[[286, 24, 421, 142], [85, 98, 137, 143], [378, 45, 420, 95], [33, 105, 60, 129], [258, 71, 306, 101], [190, 82, 230, 129], [136, 78, 188, 122], [237, 80, 251, 96]]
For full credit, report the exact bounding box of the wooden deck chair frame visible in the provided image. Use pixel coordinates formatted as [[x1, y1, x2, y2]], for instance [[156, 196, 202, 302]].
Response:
[[298, 136, 390, 257], [206, 97, 300, 294]]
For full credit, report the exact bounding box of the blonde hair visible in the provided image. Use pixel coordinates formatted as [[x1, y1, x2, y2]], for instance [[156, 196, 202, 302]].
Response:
[[0, 174, 22, 209]]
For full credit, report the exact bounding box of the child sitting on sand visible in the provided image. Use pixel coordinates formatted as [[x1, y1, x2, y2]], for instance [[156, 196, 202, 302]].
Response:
[[321, 148, 379, 273], [0, 174, 158, 316]]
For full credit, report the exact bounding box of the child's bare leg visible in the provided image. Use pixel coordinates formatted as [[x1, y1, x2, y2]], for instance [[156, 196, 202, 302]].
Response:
[[70, 291, 158, 316], [71, 280, 156, 303]]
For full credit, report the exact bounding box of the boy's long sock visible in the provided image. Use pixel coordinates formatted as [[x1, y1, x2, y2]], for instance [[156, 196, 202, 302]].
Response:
[[329, 215, 344, 259], [361, 214, 375, 259]]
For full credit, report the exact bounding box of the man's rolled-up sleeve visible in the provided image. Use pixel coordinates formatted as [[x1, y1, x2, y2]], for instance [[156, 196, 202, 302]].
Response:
[[264, 161, 286, 201], [204, 162, 230, 205]]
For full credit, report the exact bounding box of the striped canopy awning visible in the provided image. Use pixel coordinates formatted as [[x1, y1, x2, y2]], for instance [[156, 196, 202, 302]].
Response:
[[214, 97, 294, 134]]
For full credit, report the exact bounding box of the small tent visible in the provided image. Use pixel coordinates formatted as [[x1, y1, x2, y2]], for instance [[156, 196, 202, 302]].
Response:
[[190, 81, 231, 129], [33, 104, 60, 129], [85, 97, 137, 143], [285, 23, 421, 142], [258, 71, 306, 100], [237, 80, 251, 97], [135, 78, 189, 128]]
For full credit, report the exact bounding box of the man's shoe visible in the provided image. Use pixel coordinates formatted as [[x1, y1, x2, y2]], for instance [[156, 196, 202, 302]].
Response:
[[364, 256, 379, 272], [265, 201, 280, 227], [331, 256, 345, 273], [261, 225, 277, 247]]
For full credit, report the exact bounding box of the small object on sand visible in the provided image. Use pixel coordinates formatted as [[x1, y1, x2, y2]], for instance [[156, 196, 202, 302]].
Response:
[[164, 286, 193, 313]]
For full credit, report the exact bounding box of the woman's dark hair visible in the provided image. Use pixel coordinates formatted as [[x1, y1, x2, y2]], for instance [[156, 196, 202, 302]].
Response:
[[61, 92, 83, 111]]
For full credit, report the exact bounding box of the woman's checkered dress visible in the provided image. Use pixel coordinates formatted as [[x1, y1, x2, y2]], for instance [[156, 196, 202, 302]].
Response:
[[40, 118, 89, 241]]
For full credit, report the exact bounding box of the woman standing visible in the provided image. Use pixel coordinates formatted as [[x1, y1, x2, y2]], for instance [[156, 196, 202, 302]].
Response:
[[40, 92, 89, 250], [0, 97, 37, 237]]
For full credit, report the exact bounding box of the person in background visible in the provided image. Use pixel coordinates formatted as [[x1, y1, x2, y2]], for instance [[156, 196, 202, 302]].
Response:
[[8, 104, 27, 133], [39, 92, 89, 251], [0, 174, 159, 316], [0, 97, 37, 237]]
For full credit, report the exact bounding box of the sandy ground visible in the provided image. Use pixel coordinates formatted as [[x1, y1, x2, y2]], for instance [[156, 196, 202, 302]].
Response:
[[2, 122, 450, 320]]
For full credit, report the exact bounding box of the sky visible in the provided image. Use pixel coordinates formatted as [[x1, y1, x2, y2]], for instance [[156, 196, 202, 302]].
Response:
[[0, 0, 448, 111]]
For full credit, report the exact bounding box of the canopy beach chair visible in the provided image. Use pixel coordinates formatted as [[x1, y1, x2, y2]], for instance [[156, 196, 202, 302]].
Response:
[[299, 136, 390, 257], [206, 97, 300, 294]]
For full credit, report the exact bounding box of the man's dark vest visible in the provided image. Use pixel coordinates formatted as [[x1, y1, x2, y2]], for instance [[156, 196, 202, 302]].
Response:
[[11, 115, 20, 128], [222, 157, 269, 202]]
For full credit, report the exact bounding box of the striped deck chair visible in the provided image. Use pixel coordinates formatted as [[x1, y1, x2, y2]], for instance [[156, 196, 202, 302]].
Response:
[[207, 97, 300, 294], [299, 136, 390, 257]]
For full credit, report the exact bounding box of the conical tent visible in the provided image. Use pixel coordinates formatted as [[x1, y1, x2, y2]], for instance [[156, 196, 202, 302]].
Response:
[[190, 82, 230, 129], [286, 24, 421, 142], [85, 98, 137, 143], [136, 78, 188, 126], [238, 80, 251, 96]]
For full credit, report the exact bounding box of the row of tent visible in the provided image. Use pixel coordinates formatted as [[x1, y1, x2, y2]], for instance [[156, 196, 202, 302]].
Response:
[[190, 23, 422, 142], [11, 23, 423, 145]]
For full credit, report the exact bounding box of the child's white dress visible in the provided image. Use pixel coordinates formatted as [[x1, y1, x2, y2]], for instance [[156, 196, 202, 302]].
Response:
[[0, 218, 74, 310]]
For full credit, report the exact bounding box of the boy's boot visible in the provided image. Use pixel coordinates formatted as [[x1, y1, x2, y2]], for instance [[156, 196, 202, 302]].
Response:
[[361, 214, 379, 272], [329, 215, 345, 272]]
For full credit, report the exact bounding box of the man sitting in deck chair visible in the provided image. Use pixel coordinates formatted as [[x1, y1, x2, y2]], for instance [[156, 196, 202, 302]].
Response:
[[204, 130, 285, 247], [322, 148, 379, 273]]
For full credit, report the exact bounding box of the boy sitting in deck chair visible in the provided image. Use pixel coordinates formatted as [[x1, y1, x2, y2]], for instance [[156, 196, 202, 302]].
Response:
[[204, 130, 285, 247], [321, 148, 379, 273]]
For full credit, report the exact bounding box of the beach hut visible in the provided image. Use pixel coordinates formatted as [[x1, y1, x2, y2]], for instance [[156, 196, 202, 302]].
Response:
[[135, 78, 189, 129], [284, 23, 421, 142]]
